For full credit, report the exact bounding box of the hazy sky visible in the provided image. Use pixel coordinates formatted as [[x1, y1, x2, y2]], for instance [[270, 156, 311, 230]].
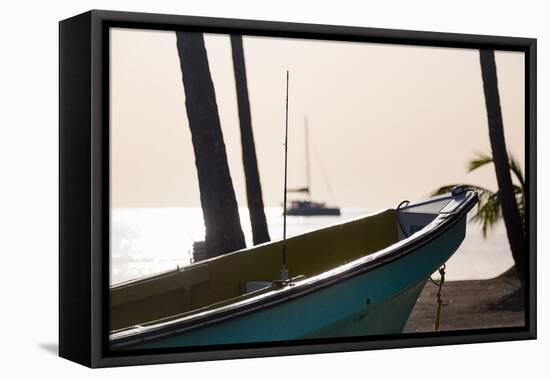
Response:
[[110, 28, 525, 209]]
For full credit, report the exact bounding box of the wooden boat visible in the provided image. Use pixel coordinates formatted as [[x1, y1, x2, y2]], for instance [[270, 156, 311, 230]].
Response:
[[110, 187, 477, 350]]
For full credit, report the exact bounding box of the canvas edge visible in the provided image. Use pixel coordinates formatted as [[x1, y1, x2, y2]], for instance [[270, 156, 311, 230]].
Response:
[[57, 9, 537, 368], [59, 10, 93, 367]]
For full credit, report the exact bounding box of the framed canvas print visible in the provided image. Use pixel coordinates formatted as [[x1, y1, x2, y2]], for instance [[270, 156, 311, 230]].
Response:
[[59, 10, 537, 368]]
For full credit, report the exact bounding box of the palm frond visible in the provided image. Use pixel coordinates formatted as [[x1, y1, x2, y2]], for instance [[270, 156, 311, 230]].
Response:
[[468, 152, 525, 192], [467, 151, 494, 173], [470, 191, 501, 237], [432, 152, 525, 239], [509, 154, 526, 193], [514, 184, 525, 225]]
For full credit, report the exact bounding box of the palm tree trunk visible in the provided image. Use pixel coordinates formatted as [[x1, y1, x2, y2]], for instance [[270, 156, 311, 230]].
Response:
[[230, 35, 270, 245], [176, 32, 246, 257], [479, 49, 526, 286]]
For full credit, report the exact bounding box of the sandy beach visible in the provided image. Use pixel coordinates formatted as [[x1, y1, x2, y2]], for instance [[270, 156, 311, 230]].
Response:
[[404, 269, 525, 332]]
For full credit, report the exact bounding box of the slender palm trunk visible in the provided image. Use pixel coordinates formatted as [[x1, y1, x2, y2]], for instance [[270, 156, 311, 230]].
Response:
[[479, 49, 526, 286], [176, 32, 246, 257], [230, 35, 270, 245]]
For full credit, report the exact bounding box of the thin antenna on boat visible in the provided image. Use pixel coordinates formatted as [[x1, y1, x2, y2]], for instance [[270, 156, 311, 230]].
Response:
[[281, 70, 290, 281]]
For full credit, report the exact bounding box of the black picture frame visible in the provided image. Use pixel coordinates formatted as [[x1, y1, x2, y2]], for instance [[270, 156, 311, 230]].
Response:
[[59, 9, 537, 368]]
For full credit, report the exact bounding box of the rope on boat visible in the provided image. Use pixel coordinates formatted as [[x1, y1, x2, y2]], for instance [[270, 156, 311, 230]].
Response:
[[396, 200, 410, 237], [397, 200, 410, 209], [428, 264, 446, 331]]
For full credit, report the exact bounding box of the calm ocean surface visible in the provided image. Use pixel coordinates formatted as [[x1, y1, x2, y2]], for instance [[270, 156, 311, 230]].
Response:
[[110, 207, 514, 285]]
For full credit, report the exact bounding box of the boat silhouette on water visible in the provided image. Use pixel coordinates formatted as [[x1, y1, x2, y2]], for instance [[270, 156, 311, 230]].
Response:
[[286, 117, 341, 216], [287, 199, 341, 216], [110, 186, 477, 350]]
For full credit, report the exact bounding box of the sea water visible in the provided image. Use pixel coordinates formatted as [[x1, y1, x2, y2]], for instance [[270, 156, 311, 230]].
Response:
[[110, 207, 514, 285]]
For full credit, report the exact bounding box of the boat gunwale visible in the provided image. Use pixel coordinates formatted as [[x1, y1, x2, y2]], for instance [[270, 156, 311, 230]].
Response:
[[110, 191, 478, 347]]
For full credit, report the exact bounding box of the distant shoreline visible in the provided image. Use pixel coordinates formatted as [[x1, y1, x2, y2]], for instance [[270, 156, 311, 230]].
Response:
[[405, 269, 524, 332]]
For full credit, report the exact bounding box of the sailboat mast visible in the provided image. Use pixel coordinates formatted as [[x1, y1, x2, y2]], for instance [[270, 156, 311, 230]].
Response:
[[281, 70, 289, 281], [304, 116, 311, 198]]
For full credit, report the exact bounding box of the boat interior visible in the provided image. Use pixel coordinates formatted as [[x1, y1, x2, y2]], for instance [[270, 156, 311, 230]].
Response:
[[110, 197, 452, 332]]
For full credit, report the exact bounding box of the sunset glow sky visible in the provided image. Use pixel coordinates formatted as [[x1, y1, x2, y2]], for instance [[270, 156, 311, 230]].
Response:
[[110, 28, 525, 209]]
